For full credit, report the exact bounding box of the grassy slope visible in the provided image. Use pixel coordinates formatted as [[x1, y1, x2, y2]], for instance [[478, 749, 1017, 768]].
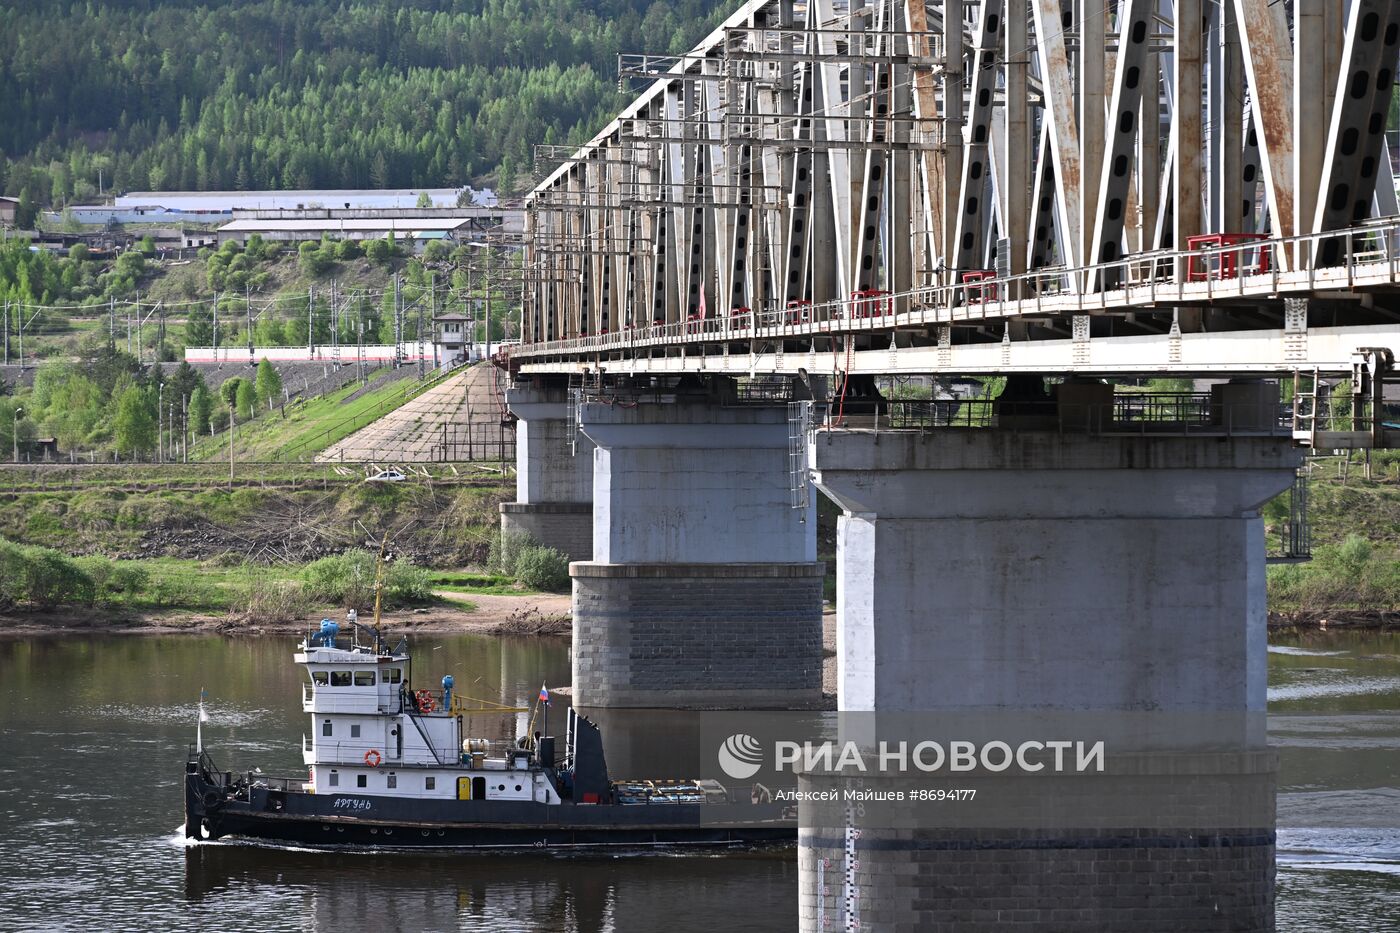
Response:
[[0, 463, 517, 616], [1265, 454, 1400, 612], [0, 463, 510, 563], [188, 366, 452, 462]]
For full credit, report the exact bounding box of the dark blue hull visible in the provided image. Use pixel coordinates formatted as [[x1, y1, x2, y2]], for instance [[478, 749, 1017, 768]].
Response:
[[186, 756, 795, 851]]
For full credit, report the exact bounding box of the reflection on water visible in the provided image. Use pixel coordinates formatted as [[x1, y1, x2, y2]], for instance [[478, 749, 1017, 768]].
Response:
[[1270, 630, 1400, 929], [3, 629, 1400, 929], [183, 842, 794, 933]]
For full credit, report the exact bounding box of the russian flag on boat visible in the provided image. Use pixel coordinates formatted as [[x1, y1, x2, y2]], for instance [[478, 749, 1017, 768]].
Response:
[[538, 684, 550, 705]]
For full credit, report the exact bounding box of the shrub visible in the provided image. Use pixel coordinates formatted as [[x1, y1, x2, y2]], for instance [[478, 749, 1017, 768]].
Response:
[[302, 549, 431, 608], [386, 561, 433, 604], [0, 539, 96, 609], [303, 550, 376, 608], [231, 576, 310, 622], [0, 540, 29, 609], [514, 545, 570, 592], [489, 531, 533, 576]]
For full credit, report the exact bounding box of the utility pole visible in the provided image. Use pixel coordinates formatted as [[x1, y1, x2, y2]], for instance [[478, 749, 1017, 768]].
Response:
[[393, 274, 403, 368], [246, 284, 253, 366], [331, 280, 338, 366], [3, 300, 9, 366], [484, 248, 492, 361], [183, 393, 189, 463], [108, 297, 115, 350], [212, 292, 220, 367], [157, 379, 164, 464], [308, 285, 315, 357], [418, 274, 429, 379], [228, 407, 235, 488], [135, 296, 142, 364]]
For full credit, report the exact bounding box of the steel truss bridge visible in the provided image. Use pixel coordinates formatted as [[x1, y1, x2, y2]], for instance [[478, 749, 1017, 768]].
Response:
[[513, 0, 1400, 446]]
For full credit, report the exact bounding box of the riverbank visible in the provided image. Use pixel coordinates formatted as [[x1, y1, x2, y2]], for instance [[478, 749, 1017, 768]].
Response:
[[1268, 608, 1400, 631], [0, 592, 573, 639]]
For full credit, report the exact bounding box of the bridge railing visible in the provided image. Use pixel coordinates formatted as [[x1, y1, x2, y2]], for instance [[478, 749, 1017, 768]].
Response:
[[821, 393, 1289, 438], [522, 216, 1400, 355]]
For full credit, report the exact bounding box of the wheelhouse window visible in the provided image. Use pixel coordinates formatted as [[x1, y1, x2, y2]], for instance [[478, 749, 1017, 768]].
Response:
[[311, 671, 328, 685], [322, 720, 332, 737], [385, 668, 402, 684], [354, 671, 375, 687], [350, 724, 361, 738], [330, 671, 352, 687]]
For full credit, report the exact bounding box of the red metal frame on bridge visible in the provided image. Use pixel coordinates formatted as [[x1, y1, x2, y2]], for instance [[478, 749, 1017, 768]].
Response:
[[1185, 234, 1272, 281]]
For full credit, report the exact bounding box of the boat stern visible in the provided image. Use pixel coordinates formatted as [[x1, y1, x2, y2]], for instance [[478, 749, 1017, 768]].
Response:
[[184, 746, 228, 840]]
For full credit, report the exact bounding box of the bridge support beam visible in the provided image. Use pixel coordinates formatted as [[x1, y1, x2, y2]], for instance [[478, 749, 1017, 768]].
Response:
[[500, 386, 594, 561], [572, 399, 822, 708], [801, 430, 1299, 931]]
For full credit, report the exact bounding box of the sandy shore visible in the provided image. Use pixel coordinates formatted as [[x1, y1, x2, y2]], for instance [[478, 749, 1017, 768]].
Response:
[[0, 592, 574, 639]]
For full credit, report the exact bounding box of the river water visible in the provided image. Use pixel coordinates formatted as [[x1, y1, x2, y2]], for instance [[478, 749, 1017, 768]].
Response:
[[0, 630, 1396, 931]]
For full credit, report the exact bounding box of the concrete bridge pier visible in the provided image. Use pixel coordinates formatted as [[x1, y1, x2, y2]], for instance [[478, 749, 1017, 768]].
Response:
[[571, 398, 823, 708], [500, 385, 594, 561], [801, 430, 1300, 932]]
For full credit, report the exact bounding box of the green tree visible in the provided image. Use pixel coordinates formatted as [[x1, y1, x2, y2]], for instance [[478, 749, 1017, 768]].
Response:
[[365, 236, 395, 266], [219, 376, 243, 410], [186, 304, 213, 346], [16, 189, 38, 229], [298, 240, 332, 276], [416, 191, 433, 208], [235, 378, 257, 420], [255, 358, 283, 410], [112, 386, 155, 458], [167, 360, 205, 405], [190, 385, 213, 435]]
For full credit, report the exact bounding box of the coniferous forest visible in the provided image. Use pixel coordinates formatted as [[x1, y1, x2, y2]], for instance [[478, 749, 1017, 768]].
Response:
[[0, 0, 726, 210]]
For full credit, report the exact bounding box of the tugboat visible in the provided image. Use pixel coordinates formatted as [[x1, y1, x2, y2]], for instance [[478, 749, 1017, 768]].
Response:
[[184, 620, 794, 848]]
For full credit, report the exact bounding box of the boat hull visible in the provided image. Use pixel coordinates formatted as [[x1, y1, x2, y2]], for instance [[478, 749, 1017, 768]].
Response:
[[186, 761, 795, 851]]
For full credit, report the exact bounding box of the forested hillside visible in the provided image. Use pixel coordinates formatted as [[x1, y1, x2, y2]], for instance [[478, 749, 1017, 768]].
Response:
[[0, 0, 725, 211]]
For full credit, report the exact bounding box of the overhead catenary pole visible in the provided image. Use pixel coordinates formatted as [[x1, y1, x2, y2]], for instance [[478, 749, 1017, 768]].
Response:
[[393, 274, 403, 368], [331, 279, 338, 365], [417, 277, 427, 379], [246, 284, 253, 365], [228, 405, 236, 487]]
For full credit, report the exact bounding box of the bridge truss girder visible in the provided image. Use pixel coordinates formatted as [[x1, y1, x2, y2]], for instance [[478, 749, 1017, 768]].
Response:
[[521, 0, 1400, 365]]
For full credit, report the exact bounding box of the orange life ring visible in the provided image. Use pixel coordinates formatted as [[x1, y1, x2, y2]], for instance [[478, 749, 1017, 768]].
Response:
[[364, 749, 382, 767], [415, 689, 437, 713]]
